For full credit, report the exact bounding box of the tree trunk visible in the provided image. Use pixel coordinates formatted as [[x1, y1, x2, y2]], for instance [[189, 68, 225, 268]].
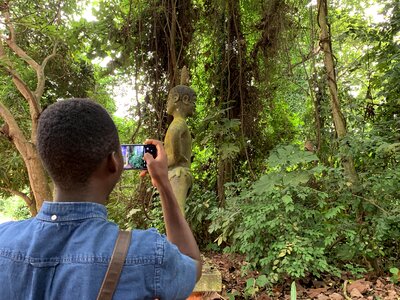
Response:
[[317, 0, 358, 185], [217, 159, 233, 206], [25, 145, 51, 211], [0, 102, 51, 214]]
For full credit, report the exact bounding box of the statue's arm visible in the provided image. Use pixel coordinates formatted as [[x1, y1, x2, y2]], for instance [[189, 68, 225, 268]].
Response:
[[166, 125, 184, 166]]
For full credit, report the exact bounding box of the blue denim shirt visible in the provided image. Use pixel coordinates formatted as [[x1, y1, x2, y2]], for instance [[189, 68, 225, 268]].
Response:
[[0, 202, 196, 300]]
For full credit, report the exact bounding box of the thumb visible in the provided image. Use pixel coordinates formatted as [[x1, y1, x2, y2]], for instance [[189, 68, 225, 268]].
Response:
[[143, 152, 154, 163]]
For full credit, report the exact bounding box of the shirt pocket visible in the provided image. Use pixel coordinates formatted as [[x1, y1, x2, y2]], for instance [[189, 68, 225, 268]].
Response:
[[0, 258, 59, 300], [24, 261, 59, 300]]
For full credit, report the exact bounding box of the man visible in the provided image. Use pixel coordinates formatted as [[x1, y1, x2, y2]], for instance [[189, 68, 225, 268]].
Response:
[[0, 99, 201, 299]]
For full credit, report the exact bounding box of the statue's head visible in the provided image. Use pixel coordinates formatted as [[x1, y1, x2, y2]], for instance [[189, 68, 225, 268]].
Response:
[[167, 85, 196, 117]]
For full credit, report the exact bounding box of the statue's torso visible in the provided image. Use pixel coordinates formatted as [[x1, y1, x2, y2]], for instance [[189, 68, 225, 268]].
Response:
[[165, 117, 192, 169]]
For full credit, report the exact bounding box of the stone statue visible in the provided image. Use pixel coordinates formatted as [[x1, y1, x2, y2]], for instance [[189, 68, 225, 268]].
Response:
[[164, 84, 196, 216]]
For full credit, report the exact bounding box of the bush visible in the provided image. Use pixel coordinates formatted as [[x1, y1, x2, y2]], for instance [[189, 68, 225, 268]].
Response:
[[208, 143, 400, 284], [0, 195, 30, 220]]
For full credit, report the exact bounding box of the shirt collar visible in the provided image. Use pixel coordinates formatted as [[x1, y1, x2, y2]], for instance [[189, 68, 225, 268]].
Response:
[[36, 201, 108, 222]]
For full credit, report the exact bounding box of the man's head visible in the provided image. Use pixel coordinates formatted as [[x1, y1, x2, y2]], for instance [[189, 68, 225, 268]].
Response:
[[167, 85, 196, 117], [37, 99, 123, 193]]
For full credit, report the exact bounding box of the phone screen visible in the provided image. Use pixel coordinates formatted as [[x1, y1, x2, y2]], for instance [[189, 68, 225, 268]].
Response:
[[121, 144, 157, 170]]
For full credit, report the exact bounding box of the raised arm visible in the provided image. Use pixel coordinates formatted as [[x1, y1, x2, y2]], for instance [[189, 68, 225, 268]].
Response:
[[140, 139, 202, 281]]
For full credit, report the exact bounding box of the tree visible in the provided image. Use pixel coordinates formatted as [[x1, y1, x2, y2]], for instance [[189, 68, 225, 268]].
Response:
[[0, 4, 55, 214], [0, 0, 97, 215], [317, 0, 359, 185]]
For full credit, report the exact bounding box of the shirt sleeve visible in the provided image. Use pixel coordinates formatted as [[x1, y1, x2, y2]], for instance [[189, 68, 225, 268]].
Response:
[[156, 236, 197, 300]]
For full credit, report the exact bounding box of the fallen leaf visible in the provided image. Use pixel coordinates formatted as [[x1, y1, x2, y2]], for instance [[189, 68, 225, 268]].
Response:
[[317, 294, 330, 300], [375, 279, 384, 288], [386, 290, 398, 300], [295, 282, 306, 295], [347, 279, 371, 294], [329, 292, 344, 300], [350, 288, 363, 298], [257, 294, 272, 300], [308, 288, 328, 298]]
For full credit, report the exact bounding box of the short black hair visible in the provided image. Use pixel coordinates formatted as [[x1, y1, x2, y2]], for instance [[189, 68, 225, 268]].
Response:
[[37, 98, 120, 189]]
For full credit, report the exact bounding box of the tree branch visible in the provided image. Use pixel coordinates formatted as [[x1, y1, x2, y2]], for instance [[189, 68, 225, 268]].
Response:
[[291, 46, 321, 70], [2, 10, 41, 70], [0, 101, 29, 158], [35, 42, 58, 99], [0, 42, 41, 141], [0, 187, 37, 216], [1, 9, 59, 135]]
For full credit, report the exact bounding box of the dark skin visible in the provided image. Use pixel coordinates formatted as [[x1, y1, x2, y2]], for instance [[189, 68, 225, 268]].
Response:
[[55, 151, 123, 204], [54, 140, 202, 281]]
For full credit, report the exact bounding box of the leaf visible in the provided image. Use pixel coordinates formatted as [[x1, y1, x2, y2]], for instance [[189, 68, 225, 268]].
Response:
[[278, 250, 286, 258], [256, 275, 268, 287], [282, 195, 293, 205], [252, 174, 279, 195], [220, 143, 240, 160], [268, 145, 319, 168], [282, 172, 310, 186], [246, 278, 255, 289], [216, 236, 223, 246], [324, 206, 344, 219], [291, 281, 297, 300]]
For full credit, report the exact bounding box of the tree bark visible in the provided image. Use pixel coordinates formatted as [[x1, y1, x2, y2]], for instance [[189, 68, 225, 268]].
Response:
[[317, 0, 358, 185], [0, 103, 51, 212]]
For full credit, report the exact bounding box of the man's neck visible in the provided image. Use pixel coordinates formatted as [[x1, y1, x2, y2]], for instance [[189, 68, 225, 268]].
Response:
[[54, 187, 107, 205]]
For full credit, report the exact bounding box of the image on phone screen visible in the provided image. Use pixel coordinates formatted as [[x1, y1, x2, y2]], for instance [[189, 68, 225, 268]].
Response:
[[121, 144, 157, 170]]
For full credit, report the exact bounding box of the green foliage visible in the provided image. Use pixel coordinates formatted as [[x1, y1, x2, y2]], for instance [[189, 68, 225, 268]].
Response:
[[208, 142, 399, 284], [196, 107, 242, 161], [0, 0, 399, 289], [389, 267, 399, 284], [209, 145, 337, 283], [185, 184, 219, 248], [243, 275, 269, 298], [0, 196, 30, 221], [106, 174, 160, 230], [0, 140, 29, 200]]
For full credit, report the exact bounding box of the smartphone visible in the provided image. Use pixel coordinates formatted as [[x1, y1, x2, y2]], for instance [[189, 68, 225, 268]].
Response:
[[121, 144, 157, 170]]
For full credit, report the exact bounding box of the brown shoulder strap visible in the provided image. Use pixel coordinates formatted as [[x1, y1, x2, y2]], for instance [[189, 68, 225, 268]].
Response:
[[97, 230, 132, 300]]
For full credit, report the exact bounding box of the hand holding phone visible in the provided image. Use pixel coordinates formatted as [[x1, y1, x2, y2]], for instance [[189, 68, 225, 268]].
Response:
[[139, 140, 169, 188], [121, 144, 157, 170]]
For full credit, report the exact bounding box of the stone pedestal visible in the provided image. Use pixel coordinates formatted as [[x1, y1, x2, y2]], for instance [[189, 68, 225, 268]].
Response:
[[187, 262, 222, 300]]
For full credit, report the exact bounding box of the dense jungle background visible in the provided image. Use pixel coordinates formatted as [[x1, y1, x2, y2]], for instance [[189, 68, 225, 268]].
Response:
[[0, 0, 399, 298]]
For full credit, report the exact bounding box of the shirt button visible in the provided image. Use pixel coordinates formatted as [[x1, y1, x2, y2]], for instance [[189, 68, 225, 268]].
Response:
[[51, 215, 57, 221]]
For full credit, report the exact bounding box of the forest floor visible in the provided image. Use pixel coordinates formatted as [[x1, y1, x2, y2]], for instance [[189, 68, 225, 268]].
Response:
[[204, 252, 400, 300]]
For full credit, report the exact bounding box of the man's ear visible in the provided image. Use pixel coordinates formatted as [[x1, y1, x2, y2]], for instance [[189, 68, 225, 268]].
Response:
[[107, 151, 119, 173]]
